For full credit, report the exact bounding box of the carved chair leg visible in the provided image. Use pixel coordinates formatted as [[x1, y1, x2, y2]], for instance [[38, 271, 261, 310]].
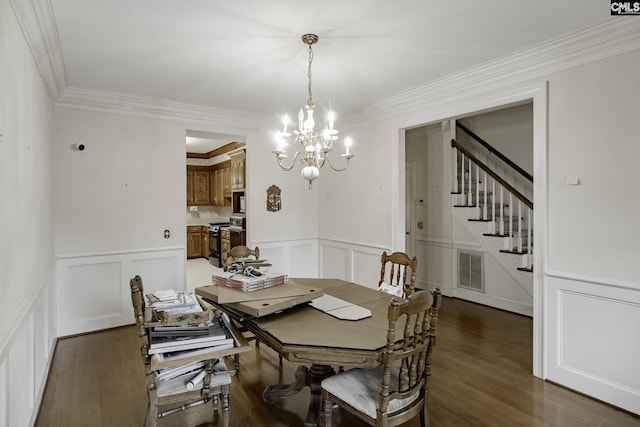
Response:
[[421, 398, 429, 427], [221, 388, 230, 427], [212, 394, 219, 423], [323, 394, 333, 427]]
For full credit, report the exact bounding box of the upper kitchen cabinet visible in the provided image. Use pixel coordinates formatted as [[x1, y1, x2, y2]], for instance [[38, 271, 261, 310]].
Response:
[[230, 150, 245, 190], [186, 167, 194, 205], [210, 160, 231, 207], [187, 165, 212, 206]]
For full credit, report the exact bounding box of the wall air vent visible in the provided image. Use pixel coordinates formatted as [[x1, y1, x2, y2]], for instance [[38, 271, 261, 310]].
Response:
[[458, 251, 484, 292]]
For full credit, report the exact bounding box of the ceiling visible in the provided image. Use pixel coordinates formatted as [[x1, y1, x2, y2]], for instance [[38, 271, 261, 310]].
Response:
[[50, 1, 607, 150]]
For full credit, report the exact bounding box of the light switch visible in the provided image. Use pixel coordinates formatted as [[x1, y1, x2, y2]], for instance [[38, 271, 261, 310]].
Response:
[[565, 176, 580, 185], [190, 206, 198, 212]]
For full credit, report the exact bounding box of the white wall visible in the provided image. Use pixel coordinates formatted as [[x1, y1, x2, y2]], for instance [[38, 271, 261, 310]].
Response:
[[0, 0, 57, 424], [51, 105, 320, 335]]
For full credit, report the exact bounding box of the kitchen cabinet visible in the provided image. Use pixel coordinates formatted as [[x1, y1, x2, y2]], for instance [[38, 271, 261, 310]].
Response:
[[187, 225, 208, 258], [193, 170, 210, 205], [186, 168, 194, 205], [209, 160, 231, 207], [230, 151, 245, 190], [187, 166, 212, 206]]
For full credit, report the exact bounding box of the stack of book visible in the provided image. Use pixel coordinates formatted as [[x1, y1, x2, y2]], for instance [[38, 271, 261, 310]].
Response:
[[212, 271, 288, 292], [147, 289, 203, 314], [148, 313, 234, 356]]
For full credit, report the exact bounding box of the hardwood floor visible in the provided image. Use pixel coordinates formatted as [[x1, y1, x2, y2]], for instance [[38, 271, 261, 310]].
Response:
[[35, 297, 640, 427]]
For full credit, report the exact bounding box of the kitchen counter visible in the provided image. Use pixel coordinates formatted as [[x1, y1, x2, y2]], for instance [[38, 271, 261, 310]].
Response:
[[187, 217, 229, 226]]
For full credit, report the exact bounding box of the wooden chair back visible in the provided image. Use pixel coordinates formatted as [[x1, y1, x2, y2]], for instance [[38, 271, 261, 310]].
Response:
[[379, 251, 417, 297], [225, 246, 260, 269], [321, 288, 442, 427], [378, 289, 442, 424]]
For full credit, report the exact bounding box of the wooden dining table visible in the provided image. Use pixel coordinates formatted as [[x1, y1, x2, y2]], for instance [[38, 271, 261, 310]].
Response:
[[196, 278, 414, 427]]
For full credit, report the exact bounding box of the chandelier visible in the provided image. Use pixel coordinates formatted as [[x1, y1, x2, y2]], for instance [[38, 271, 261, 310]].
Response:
[[273, 34, 354, 189]]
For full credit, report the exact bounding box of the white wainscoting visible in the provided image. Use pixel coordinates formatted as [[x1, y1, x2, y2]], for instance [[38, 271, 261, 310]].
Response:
[[56, 247, 186, 337], [0, 264, 57, 427], [414, 238, 456, 296], [545, 272, 640, 415], [252, 238, 318, 278], [319, 239, 389, 288]]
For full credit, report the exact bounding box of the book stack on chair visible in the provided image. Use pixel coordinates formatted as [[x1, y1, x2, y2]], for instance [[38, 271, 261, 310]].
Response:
[[146, 289, 235, 364]]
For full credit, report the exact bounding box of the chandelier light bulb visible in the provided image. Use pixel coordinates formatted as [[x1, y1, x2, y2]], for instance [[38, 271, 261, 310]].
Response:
[[327, 111, 335, 130]]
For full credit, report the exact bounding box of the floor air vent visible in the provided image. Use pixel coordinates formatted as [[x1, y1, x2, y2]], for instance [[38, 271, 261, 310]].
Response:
[[458, 251, 484, 292]]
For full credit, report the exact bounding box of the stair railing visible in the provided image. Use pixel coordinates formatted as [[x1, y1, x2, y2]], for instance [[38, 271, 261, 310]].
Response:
[[456, 122, 533, 182], [452, 139, 533, 269]]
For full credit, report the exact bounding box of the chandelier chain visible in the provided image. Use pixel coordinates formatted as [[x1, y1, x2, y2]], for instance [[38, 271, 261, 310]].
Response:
[[307, 42, 314, 109]]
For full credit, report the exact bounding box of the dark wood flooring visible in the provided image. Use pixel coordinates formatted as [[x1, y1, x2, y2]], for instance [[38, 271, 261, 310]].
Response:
[[35, 297, 640, 426]]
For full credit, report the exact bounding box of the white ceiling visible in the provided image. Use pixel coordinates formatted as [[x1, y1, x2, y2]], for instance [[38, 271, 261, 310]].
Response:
[[50, 1, 607, 150]]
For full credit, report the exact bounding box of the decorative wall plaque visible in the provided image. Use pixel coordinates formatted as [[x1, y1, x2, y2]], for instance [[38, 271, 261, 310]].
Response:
[[267, 185, 281, 212]]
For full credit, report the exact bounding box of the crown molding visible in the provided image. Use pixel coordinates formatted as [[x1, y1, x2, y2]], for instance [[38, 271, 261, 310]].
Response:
[[18, 6, 639, 128], [10, 0, 67, 103], [55, 86, 271, 130], [344, 19, 640, 126]]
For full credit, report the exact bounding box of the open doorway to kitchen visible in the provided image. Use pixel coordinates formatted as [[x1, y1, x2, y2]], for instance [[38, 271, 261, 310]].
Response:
[[185, 129, 247, 290]]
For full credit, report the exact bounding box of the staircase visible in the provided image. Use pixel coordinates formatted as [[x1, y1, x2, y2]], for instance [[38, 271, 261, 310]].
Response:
[[451, 125, 533, 299]]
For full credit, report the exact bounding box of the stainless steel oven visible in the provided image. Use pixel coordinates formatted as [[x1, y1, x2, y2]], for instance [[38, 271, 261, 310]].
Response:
[[207, 222, 229, 267]]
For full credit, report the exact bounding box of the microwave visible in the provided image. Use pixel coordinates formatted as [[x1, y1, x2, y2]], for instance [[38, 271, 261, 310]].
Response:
[[229, 216, 245, 231], [233, 192, 245, 214]]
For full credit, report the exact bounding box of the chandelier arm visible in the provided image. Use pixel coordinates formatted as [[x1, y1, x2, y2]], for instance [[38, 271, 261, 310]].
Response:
[[275, 150, 304, 171], [324, 153, 352, 172]]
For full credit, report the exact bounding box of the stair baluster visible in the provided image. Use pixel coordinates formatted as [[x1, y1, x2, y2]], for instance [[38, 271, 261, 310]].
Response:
[[499, 186, 504, 235], [517, 201, 523, 253], [508, 193, 514, 250], [454, 147, 459, 196], [475, 163, 480, 219], [460, 151, 465, 204], [483, 170, 488, 220], [527, 209, 533, 268], [491, 178, 496, 233], [467, 157, 472, 206]]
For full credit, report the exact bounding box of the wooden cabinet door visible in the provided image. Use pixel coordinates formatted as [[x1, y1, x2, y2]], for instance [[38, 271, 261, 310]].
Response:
[[187, 227, 202, 258], [193, 170, 210, 205], [222, 165, 231, 203], [186, 169, 194, 205], [230, 151, 245, 190], [237, 152, 245, 189], [209, 170, 218, 206]]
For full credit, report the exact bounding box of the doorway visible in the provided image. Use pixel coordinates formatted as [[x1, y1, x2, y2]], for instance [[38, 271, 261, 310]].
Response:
[[400, 83, 546, 377]]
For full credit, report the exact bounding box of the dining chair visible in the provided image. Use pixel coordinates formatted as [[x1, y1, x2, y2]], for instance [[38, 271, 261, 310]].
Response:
[[130, 275, 232, 427], [321, 288, 442, 427], [379, 251, 417, 297], [224, 245, 260, 270]]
